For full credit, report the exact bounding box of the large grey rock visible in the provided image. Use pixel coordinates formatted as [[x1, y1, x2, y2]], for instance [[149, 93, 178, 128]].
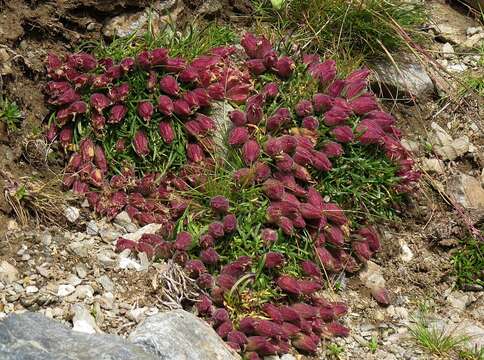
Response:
[[0, 312, 155, 360], [0, 261, 19, 284], [372, 57, 434, 100], [129, 309, 241, 360]]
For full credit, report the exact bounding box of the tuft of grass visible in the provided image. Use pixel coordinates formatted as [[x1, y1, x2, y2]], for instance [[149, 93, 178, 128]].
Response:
[[0, 98, 22, 133], [410, 317, 473, 357], [459, 346, 484, 360], [253, 0, 427, 61], [327, 343, 345, 359], [368, 335, 378, 353], [452, 235, 484, 289]]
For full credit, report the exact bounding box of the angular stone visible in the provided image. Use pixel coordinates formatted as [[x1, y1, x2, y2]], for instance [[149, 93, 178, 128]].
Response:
[[123, 223, 163, 241], [0, 261, 19, 284], [372, 56, 434, 100], [129, 309, 241, 360], [72, 304, 100, 334], [421, 158, 445, 174], [0, 312, 155, 359], [447, 173, 484, 210]]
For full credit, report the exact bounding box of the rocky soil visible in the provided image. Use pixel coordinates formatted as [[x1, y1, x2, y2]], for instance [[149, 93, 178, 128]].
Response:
[[0, 0, 483, 359]]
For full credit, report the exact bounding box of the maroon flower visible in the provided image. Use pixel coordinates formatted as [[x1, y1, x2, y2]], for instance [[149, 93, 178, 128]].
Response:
[[109, 83, 130, 103], [277, 275, 301, 295], [197, 273, 214, 289], [299, 203, 322, 220], [173, 99, 192, 117], [246, 336, 278, 356], [246, 59, 267, 75], [322, 322, 350, 338], [242, 140, 260, 165], [358, 226, 380, 252], [323, 141, 344, 158], [187, 143, 204, 162], [115, 237, 137, 252], [228, 127, 249, 147], [115, 139, 126, 152], [208, 221, 225, 238], [292, 333, 318, 353], [137, 51, 152, 70], [331, 125, 354, 143], [302, 116, 319, 130], [328, 80, 346, 97], [278, 216, 294, 236], [184, 259, 206, 278], [321, 202, 347, 225], [159, 75, 180, 96], [229, 110, 247, 126], [301, 260, 321, 278], [163, 57, 187, 72], [223, 214, 237, 233], [216, 321, 233, 339], [68, 52, 97, 71], [91, 113, 106, 132], [265, 252, 284, 269], [210, 195, 230, 214], [199, 234, 215, 249], [59, 127, 73, 148], [94, 145, 108, 174], [262, 82, 278, 98], [350, 94, 379, 115], [138, 101, 154, 122], [315, 247, 341, 272], [345, 80, 366, 99], [179, 67, 199, 83], [174, 231, 192, 251], [151, 48, 168, 66], [371, 287, 391, 306], [324, 105, 351, 126], [298, 280, 322, 295], [262, 179, 284, 201], [352, 240, 372, 261], [227, 331, 248, 347], [346, 68, 370, 82], [241, 33, 258, 58], [109, 104, 127, 124], [157, 95, 174, 116], [255, 162, 271, 182], [279, 306, 301, 323], [120, 57, 135, 72], [158, 121, 175, 144], [217, 274, 236, 290], [274, 56, 295, 79], [90, 93, 111, 112], [195, 295, 212, 315], [295, 100, 313, 117], [200, 247, 220, 265], [133, 130, 150, 157], [261, 228, 278, 245], [310, 59, 336, 85]]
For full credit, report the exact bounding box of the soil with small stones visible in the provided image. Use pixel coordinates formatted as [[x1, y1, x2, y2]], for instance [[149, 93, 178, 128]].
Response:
[[0, 0, 483, 359]]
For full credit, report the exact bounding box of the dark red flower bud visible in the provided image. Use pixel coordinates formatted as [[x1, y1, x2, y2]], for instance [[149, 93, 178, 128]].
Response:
[[174, 231, 192, 251], [295, 100, 313, 117], [197, 273, 214, 289], [109, 83, 130, 103], [246, 59, 267, 75], [321, 202, 347, 225], [216, 321, 233, 339], [228, 110, 247, 126], [228, 127, 249, 147], [115, 139, 126, 152], [173, 99, 192, 117], [299, 279, 322, 295], [299, 203, 322, 220], [302, 116, 319, 130], [324, 105, 352, 126], [223, 214, 237, 233], [310, 59, 336, 85], [90, 93, 111, 112], [263, 137, 281, 157], [59, 127, 73, 148], [301, 260, 321, 278], [325, 225, 344, 247], [358, 226, 380, 252], [265, 252, 284, 269], [156, 95, 173, 116], [350, 93, 379, 115], [331, 125, 354, 143], [345, 80, 366, 99], [159, 75, 180, 96], [79, 138, 94, 162], [72, 180, 88, 194], [322, 322, 350, 338], [323, 141, 343, 158], [242, 140, 260, 165], [199, 234, 215, 249], [184, 259, 206, 279], [91, 113, 106, 132], [208, 221, 225, 239], [68, 52, 97, 71], [195, 295, 212, 315], [352, 240, 372, 261], [108, 104, 127, 124], [210, 195, 229, 214], [217, 274, 236, 290], [163, 57, 187, 72], [292, 333, 318, 353], [184, 120, 202, 136], [261, 228, 277, 245], [106, 65, 122, 80], [246, 336, 278, 356], [253, 320, 284, 337], [179, 67, 199, 84], [158, 121, 175, 144], [133, 130, 150, 157], [93, 145, 108, 174], [241, 33, 258, 58], [315, 247, 341, 272], [371, 287, 391, 306], [279, 306, 301, 323], [151, 48, 168, 66], [137, 51, 152, 70], [46, 53, 62, 71], [120, 57, 135, 72], [187, 143, 204, 162], [278, 216, 294, 236], [138, 101, 153, 122], [277, 275, 301, 295], [274, 56, 295, 79], [327, 80, 346, 97], [278, 134, 296, 153], [293, 146, 313, 166], [261, 82, 278, 99], [262, 179, 285, 201], [212, 307, 230, 325], [228, 331, 248, 347], [201, 247, 220, 265]]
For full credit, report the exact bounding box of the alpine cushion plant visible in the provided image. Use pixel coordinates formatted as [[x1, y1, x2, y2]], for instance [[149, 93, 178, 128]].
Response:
[[43, 29, 419, 358]]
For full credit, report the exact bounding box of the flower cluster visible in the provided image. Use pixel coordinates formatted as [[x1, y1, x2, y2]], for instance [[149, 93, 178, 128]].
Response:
[[44, 32, 419, 359]]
